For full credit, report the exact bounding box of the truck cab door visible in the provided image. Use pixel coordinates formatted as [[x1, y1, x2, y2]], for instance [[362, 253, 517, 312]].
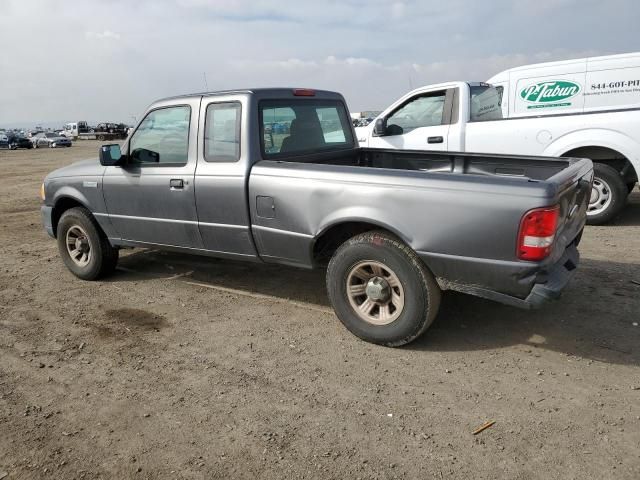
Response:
[[193, 96, 258, 259], [368, 89, 453, 151], [101, 99, 203, 249]]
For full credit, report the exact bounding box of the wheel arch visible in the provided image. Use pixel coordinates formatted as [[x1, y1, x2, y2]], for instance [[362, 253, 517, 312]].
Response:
[[51, 193, 91, 238], [311, 218, 412, 266], [544, 129, 639, 182]]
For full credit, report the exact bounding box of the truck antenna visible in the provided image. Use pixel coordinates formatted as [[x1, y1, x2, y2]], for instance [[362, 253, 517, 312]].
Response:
[[203, 72, 209, 92]]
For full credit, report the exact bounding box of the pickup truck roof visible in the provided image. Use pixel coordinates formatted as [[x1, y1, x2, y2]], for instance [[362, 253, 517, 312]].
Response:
[[157, 87, 344, 103]]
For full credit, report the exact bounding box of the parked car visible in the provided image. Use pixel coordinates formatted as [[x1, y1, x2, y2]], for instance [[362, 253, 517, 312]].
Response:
[[40, 88, 592, 346], [0, 133, 9, 149], [357, 52, 640, 225], [32, 132, 72, 148], [8, 134, 34, 149]]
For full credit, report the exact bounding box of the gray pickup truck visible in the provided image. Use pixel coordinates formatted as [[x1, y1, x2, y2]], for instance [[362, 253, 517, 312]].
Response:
[[40, 88, 593, 346]]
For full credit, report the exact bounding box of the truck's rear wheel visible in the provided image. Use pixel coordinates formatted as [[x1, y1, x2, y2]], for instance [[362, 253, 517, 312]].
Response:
[[326, 231, 441, 347], [57, 207, 118, 280], [587, 163, 627, 225]]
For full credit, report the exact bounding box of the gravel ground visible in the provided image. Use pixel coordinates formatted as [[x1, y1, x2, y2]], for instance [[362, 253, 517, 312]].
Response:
[[1, 142, 639, 479]]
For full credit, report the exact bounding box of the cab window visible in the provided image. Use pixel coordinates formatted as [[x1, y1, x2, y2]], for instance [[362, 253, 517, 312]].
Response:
[[129, 106, 191, 165], [470, 85, 504, 122], [260, 100, 354, 156], [204, 102, 241, 162]]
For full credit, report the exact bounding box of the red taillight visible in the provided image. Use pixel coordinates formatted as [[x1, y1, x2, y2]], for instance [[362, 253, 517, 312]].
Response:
[[293, 88, 315, 96], [517, 206, 560, 261]]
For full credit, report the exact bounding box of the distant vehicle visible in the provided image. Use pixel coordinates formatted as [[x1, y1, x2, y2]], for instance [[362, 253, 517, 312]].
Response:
[[90, 122, 129, 138], [0, 133, 9, 149], [32, 132, 72, 148], [8, 134, 34, 149], [61, 121, 90, 139]]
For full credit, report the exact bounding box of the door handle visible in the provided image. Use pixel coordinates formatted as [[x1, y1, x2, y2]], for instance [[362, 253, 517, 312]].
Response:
[[427, 136, 444, 144], [169, 179, 184, 189]]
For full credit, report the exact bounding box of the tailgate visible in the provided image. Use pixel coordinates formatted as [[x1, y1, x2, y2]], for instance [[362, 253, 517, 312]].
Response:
[[547, 157, 593, 260]]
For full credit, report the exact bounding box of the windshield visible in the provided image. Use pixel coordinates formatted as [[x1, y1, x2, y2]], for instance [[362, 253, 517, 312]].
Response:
[[45, 133, 57, 138], [260, 99, 354, 157], [469, 85, 503, 122]]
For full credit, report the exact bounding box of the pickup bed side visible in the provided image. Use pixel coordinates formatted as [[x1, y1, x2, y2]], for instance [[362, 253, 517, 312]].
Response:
[[248, 151, 592, 301]]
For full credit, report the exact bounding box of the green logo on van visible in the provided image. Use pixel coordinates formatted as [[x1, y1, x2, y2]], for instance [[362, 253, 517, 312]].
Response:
[[520, 80, 581, 105]]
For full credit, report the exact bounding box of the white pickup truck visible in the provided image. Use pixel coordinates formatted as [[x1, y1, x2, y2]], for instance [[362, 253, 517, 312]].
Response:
[[357, 52, 640, 224]]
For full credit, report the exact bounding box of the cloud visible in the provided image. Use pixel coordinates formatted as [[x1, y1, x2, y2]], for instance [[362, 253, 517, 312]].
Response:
[[0, 0, 639, 126], [85, 30, 121, 40]]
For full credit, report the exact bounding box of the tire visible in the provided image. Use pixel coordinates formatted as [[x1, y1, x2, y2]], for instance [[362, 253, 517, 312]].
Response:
[[627, 182, 636, 195], [97, 134, 105, 141], [326, 230, 441, 347], [56, 207, 118, 280], [587, 163, 628, 225]]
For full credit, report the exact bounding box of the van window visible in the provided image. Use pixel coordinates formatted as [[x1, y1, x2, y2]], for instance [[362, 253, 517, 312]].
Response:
[[260, 100, 354, 156], [470, 85, 504, 122]]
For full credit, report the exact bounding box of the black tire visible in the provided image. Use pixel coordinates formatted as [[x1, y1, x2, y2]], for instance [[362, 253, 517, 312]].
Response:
[[326, 230, 441, 347], [97, 134, 105, 141], [587, 163, 628, 225], [56, 207, 118, 280]]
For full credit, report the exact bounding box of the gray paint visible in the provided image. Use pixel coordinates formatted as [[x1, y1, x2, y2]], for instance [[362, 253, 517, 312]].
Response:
[[41, 88, 593, 306]]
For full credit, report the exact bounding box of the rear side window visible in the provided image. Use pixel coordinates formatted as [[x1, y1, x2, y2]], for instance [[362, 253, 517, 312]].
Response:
[[470, 85, 504, 122], [129, 105, 191, 165], [204, 102, 241, 162], [260, 100, 354, 156]]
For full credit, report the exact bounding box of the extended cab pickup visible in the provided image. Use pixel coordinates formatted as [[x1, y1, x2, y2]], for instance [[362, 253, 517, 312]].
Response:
[[41, 88, 593, 346]]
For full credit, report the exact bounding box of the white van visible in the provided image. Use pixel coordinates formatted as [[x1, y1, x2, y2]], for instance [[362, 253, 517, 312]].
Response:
[[358, 52, 640, 224]]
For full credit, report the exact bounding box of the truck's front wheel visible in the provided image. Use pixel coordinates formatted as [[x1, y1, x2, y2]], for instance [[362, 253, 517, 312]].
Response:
[[57, 207, 119, 280], [326, 231, 441, 347], [587, 163, 627, 225]]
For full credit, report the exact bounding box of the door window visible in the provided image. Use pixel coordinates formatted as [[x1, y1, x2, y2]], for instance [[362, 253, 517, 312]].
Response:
[[129, 106, 191, 165], [204, 102, 241, 162], [386, 92, 446, 134]]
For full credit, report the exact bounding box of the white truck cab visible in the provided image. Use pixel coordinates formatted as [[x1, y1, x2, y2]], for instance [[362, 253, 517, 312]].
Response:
[[61, 121, 90, 139], [358, 52, 640, 224]]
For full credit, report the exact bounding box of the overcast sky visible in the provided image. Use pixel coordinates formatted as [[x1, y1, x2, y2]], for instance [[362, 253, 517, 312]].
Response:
[[1, 0, 639, 127]]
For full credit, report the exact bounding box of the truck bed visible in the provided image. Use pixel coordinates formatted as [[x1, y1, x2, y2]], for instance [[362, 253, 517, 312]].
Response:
[[249, 147, 592, 300], [285, 147, 580, 182]]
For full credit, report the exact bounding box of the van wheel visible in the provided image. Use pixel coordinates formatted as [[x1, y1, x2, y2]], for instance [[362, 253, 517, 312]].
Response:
[[57, 207, 119, 280], [587, 163, 627, 225], [326, 231, 441, 347]]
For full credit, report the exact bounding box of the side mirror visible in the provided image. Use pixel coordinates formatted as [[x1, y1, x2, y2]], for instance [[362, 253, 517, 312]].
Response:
[[99, 144, 122, 166], [373, 118, 387, 136]]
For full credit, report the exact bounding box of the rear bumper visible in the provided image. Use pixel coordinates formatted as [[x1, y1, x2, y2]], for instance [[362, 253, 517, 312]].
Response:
[[41, 205, 55, 238], [521, 244, 579, 308], [432, 244, 579, 310]]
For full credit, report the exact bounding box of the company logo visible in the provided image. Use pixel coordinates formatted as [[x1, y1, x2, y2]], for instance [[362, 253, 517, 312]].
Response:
[[520, 80, 581, 104]]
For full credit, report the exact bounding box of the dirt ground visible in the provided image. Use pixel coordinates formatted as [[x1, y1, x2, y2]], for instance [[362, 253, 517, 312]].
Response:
[[1, 141, 639, 479]]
